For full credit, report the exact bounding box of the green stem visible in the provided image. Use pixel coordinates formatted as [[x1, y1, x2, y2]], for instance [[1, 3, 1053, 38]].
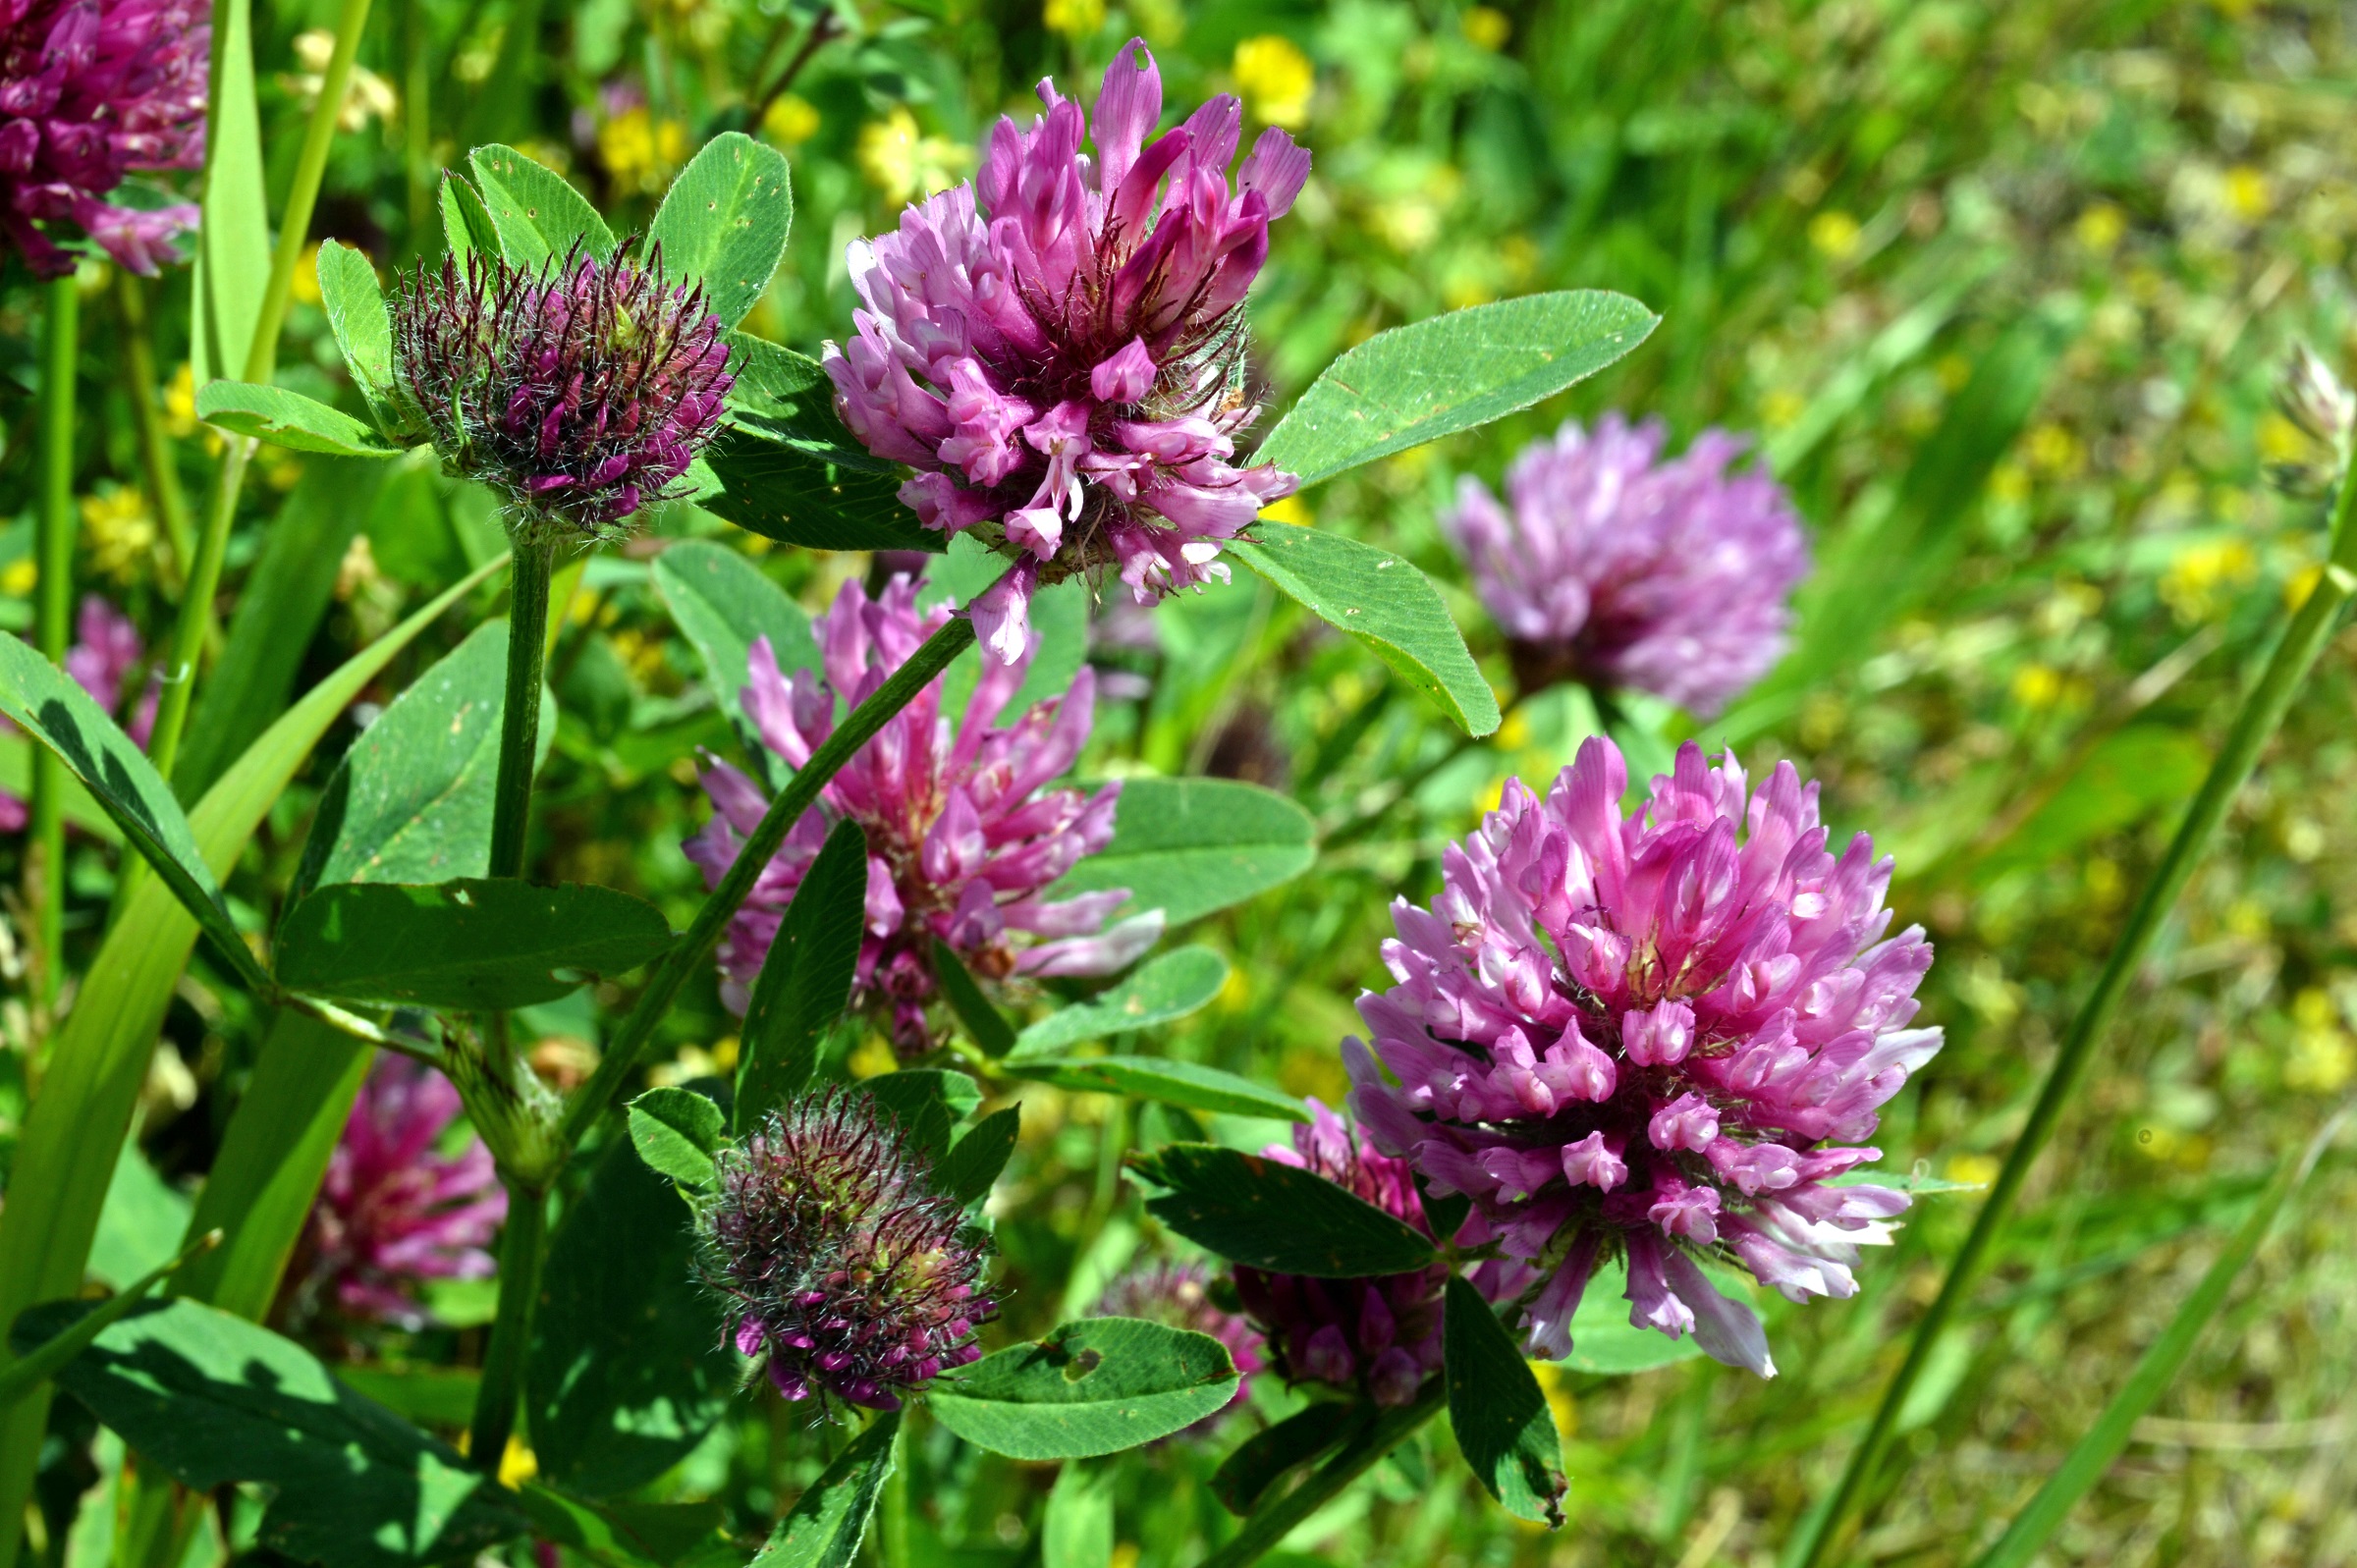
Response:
[[488, 538, 555, 880], [878, 1414, 908, 1568], [144, 0, 372, 788], [111, 272, 193, 594], [561, 613, 978, 1149], [27, 276, 76, 1006], [466, 1176, 547, 1468], [1200, 1381, 1444, 1568], [1788, 467, 2357, 1568]]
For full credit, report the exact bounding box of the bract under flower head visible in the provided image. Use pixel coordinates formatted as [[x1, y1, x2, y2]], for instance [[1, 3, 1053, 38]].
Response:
[[0, 0, 207, 277], [823, 37, 1309, 664], [390, 241, 734, 542], [686, 574, 1162, 1053], [1345, 737, 1940, 1377], [1230, 1102, 1465, 1407], [702, 1086, 995, 1411], [1444, 415, 1807, 717], [301, 1055, 507, 1329]]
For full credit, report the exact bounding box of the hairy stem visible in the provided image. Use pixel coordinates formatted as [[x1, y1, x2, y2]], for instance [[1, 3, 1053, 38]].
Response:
[[27, 277, 76, 1007], [466, 1176, 547, 1467], [1200, 1382, 1445, 1568], [561, 613, 979, 1148], [1789, 463, 2357, 1568], [488, 538, 555, 879]]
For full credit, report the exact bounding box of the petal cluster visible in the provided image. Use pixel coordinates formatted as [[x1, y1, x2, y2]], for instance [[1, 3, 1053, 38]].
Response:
[[1345, 738, 1940, 1377], [1230, 1102, 1456, 1407], [391, 243, 734, 540], [302, 1055, 508, 1329], [1445, 415, 1807, 716], [0, 0, 206, 277], [686, 575, 1160, 1051], [702, 1087, 994, 1411], [823, 38, 1308, 663], [1094, 1261, 1261, 1433]]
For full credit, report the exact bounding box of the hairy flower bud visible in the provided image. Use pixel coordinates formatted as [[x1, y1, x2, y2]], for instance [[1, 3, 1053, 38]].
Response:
[[2271, 344, 2355, 498], [1444, 415, 1807, 717], [1230, 1103, 1461, 1407], [701, 1087, 995, 1411], [823, 38, 1308, 663], [0, 0, 207, 276], [390, 242, 734, 541], [1346, 738, 1940, 1377]]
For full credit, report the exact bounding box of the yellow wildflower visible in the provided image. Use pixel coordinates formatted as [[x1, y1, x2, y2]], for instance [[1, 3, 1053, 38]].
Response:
[[80, 484, 157, 586], [292, 243, 322, 307], [281, 27, 398, 132], [2157, 537, 2258, 622], [1461, 7, 1511, 49], [1043, 0, 1105, 38], [599, 106, 688, 195], [2223, 165, 2272, 222], [1233, 35, 1314, 129], [857, 108, 972, 206], [2010, 663, 2061, 707], [1808, 210, 1860, 261], [763, 92, 820, 148], [2074, 202, 2126, 254]]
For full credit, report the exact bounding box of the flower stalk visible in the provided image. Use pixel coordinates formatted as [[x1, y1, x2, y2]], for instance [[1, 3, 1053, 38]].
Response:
[[1789, 456, 2357, 1568], [488, 538, 555, 879], [466, 1177, 546, 1467], [27, 275, 76, 1004]]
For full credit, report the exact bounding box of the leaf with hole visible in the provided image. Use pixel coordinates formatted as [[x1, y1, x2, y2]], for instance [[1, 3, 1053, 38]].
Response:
[[926, 1318, 1239, 1460], [627, 1086, 726, 1192], [529, 1136, 735, 1498], [276, 880, 673, 1010], [1444, 1275, 1566, 1526], [0, 631, 265, 991], [1131, 1144, 1436, 1276], [1230, 522, 1497, 735], [649, 133, 792, 328], [1256, 291, 1658, 486], [9, 1297, 527, 1566], [468, 143, 615, 266], [195, 380, 405, 458], [1049, 778, 1314, 928], [1010, 946, 1231, 1058]]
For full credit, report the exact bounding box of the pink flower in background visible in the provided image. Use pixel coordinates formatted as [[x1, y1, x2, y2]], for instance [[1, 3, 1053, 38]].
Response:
[[1444, 415, 1807, 717], [391, 243, 734, 538], [1346, 738, 1938, 1377], [824, 38, 1307, 663], [1094, 1261, 1260, 1431], [685, 575, 1161, 1051], [302, 1055, 507, 1329], [1230, 1102, 1458, 1407], [0, 595, 152, 831], [0, 0, 208, 276]]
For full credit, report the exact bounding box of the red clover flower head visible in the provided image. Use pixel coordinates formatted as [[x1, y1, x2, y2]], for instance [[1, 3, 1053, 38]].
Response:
[[1345, 738, 1940, 1377], [390, 241, 734, 542], [1444, 415, 1807, 717], [301, 1055, 507, 1330], [823, 38, 1310, 664], [1230, 1102, 1459, 1408], [702, 1087, 995, 1411], [685, 575, 1161, 1052], [0, 0, 206, 277]]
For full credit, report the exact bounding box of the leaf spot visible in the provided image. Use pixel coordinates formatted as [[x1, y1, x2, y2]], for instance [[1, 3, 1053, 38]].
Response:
[[1063, 1349, 1104, 1381]]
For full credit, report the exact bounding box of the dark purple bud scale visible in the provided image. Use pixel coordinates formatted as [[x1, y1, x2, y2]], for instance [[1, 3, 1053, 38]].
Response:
[[700, 1086, 995, 1412], [391, 241, 734, 540]]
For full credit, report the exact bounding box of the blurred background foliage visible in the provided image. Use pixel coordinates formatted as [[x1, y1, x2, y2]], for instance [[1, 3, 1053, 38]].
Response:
[[4, 0, 2356, 1564]]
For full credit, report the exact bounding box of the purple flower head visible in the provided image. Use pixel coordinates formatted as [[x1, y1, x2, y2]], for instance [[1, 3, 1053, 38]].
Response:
[[1344, 737, 1940, 1377], [685, 574, 1161, 1053], [1231, 1102, 1458, 1408], [0, 595, 151, 831], [823, 38, 1309, 664], [302, 1055, 508, 1329], [1445, 415, 1807, 717], [1094, 1261, 1261, 1432], [0, 0, 207, 277], [702, 1086, 995, 1411], [390, 241, 734, 541]]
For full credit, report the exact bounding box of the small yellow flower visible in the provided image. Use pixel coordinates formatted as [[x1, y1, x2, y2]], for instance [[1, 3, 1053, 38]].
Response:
[[1259, 493, 1313, 525], [1946, 1153, 2001, 1188], [1530, 1360, 1576, 1438], [1461, 6, 1511, 49], [1987, 460, 2031, 505], [282, 27, 398, 132], [1, 559, 35, 597], [2010, 663, 2061, 708], [1043, 0, 1105, 38], [763, 92, 820, 148], [848, 1034, 900, 1079], [1233, 35, 1314, 129], [80, 484, 158, 586], [1759, 389, 1806, 430], [2224, 165, 2272, 222], [2256, 410, 2311, 464], [163, 363, 198, 439], [2158, 537, 2258, 622], [292, 243, 322, 307], [1808, 210, 1860, 261], [599, 107, 687, 195], [497, 1435, 537, 1488], [857, 107, 972, 206], [2074, 202, 2126, 255], [2023, 423, 2085, 479]]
